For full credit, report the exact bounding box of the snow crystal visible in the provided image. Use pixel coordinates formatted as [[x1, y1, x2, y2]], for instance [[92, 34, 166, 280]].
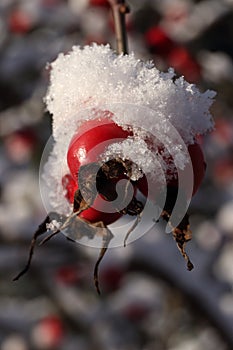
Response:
[[43, 44, 215, 213], [103, 137, 165, 182], [46, 219, 61, 232], [45, 44, 215, 142]]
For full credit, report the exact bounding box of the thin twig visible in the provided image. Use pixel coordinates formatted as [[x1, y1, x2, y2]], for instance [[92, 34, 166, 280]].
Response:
[[108, 0, 130, 55]]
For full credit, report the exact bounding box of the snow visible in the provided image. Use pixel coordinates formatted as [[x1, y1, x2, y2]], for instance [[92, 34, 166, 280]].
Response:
[[45, 44, 215, 142], [46, 219, 61, 233], [103, 136, 167, 184], [43, 44, 215, 213]]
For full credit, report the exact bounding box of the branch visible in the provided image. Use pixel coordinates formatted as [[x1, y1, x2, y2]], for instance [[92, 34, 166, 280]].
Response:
[[108, 0, 130, 55]]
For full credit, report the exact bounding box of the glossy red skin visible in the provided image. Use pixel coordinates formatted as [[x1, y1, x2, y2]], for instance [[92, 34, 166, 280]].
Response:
[[62, 173, 122, 224], [137, 143, 206, 199], [188, 143, 206, 195], [144, 26, 175, 56], [64, 117, 206, 224], [65, 117, 132, 225], [67, 117, 132, 179], [62, 174, 77, 204], [89, 0, 110, 7]]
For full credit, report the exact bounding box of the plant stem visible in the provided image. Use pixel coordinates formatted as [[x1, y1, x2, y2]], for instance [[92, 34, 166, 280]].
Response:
[[108, 0, 130, 55]]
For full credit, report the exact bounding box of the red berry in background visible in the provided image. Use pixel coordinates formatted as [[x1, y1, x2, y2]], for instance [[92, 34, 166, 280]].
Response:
[[213, 157, 233, 187], [4, 129, 36, 164], [100, 264, 124, 292], [211, 118, 233, 147], [89, 0, 110, 8], [55, 264, 87, 285], [167, 47, 201, 83], [32, 316, 64, 349], [144, 26, 201, 83], [122, 302, 149, 322], [8, 10, 33, 34], [144, 26, 175, 56]]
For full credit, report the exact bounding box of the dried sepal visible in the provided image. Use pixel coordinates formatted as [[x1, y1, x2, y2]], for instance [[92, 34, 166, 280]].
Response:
[[14, 158, 194, 294], [13, 212, 63, 281], [13, 158, 145, 294], [161, 210, 193, 271]]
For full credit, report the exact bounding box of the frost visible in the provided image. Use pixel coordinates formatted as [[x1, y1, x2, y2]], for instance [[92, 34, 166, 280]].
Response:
[[103, 138, 165, 183], [43, 44, 216, 213], [46, 219, 61, 233], [45, 44, 215, 142]]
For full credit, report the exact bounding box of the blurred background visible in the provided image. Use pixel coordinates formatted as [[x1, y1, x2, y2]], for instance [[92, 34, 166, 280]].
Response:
[[1, 0, 233, 349]]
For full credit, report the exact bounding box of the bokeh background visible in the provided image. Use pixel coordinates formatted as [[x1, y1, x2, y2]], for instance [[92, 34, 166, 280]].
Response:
[[1, 0, 233, 349]]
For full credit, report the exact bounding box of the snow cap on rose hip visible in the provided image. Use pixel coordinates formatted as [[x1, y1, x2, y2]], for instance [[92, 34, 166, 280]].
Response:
[[45, 44, 215, 143], [43, 44, 216, 214]]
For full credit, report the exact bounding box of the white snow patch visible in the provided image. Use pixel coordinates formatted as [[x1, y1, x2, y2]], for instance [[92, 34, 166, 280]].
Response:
[[103, 137, 165, 182], [46, 219, 62, 233], [43, 44, 215, 213]]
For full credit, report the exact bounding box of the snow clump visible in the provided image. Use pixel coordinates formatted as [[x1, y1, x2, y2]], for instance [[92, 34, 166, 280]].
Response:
[[43, 44, 215, 214]]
